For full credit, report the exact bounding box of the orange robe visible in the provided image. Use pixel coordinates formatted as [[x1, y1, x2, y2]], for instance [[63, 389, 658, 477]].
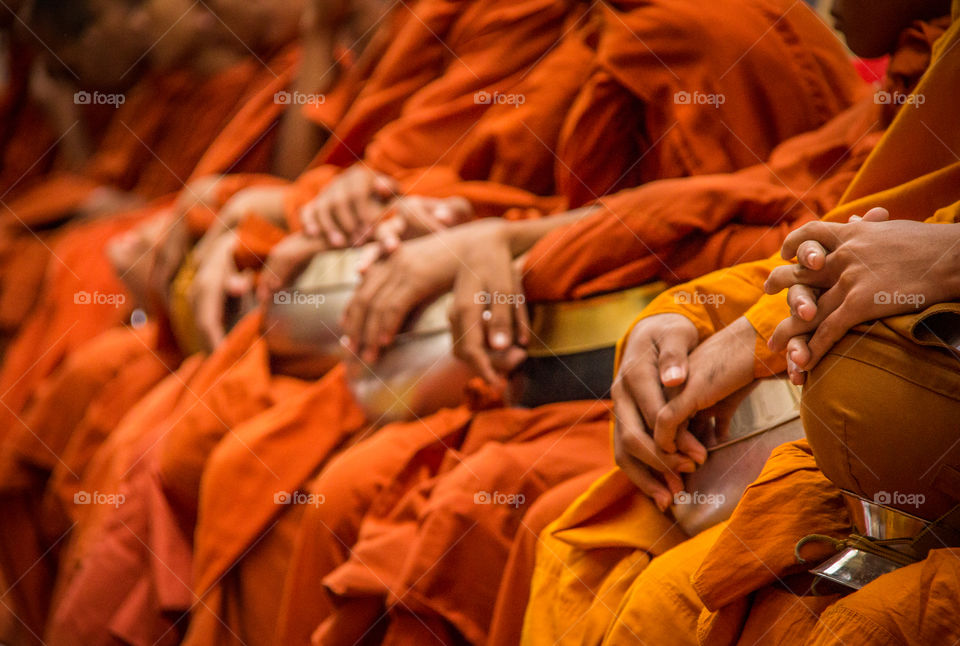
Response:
[[523, 11, 960, 645], [41, 1, 587, 643], [168, 1, 866, 644], [0, 47, 301, 645], [39, 0, 858, 642]]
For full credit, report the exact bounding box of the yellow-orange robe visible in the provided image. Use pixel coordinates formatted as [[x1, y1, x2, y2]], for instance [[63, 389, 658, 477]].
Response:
[[523, 12, 960, 645]]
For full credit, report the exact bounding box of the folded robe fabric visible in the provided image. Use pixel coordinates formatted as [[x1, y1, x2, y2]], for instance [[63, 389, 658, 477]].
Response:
[[523, 13, 960, 646], [170, 1, 871, 644]]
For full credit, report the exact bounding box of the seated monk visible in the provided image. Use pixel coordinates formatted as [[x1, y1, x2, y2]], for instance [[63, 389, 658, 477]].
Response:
[[521, 1, 960, 643], [146, 1, 872, 644], [0, 0, 302, 416], [0, 0, 154, 340], [32, 0, 860, 643], [0, 0, 322, 638], [40, 1, 594, 644]]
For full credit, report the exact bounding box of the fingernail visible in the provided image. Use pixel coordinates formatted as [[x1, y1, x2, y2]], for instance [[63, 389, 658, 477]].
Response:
[[491, 332, 510, 350], [663, 367, 683, 383]]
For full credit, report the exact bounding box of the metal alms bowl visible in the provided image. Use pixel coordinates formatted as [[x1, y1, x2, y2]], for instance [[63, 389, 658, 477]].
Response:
[[262, 247, 472, 424], [670, 378, 805, 536], [807, 491, 931, 591]]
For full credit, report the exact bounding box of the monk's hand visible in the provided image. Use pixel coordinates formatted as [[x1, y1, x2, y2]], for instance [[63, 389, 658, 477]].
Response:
[[189, 230, 255, 350], [299, 165, 398, 246], [651, 316, 758, 465], [376, 196, 472, 252], [340, 222, 479, 364], [448, 230, 529, 389], [78, 187, 145, 219], [258, 233, 329, 302], [765, 207, 888, 383], [216, 185, 290, 232], [356, 196, 474, 271], [612, 313, 703, 510], [765, 210, 960, 375], [147, 212, 190, 307]]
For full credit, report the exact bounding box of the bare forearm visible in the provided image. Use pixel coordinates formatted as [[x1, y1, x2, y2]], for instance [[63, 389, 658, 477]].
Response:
[[503, 206, 598, 256], [273, 33, 339, 179]]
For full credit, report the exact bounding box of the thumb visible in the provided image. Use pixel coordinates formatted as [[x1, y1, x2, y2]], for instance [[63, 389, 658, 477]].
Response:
[[226, 270, 255, 296], [657, 331, 694, 387], [372, 175, 398, 199], [861, 206, 889, 222]]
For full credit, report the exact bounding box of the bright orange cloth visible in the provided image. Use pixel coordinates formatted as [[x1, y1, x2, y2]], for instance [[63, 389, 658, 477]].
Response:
[[287, 2, 869, 641], [33, 0, 861, 642], [45, 313, 309, 646], [487, 469, 608, 646], [39, 2, 591, 642], [522, 15, 950, 302]]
